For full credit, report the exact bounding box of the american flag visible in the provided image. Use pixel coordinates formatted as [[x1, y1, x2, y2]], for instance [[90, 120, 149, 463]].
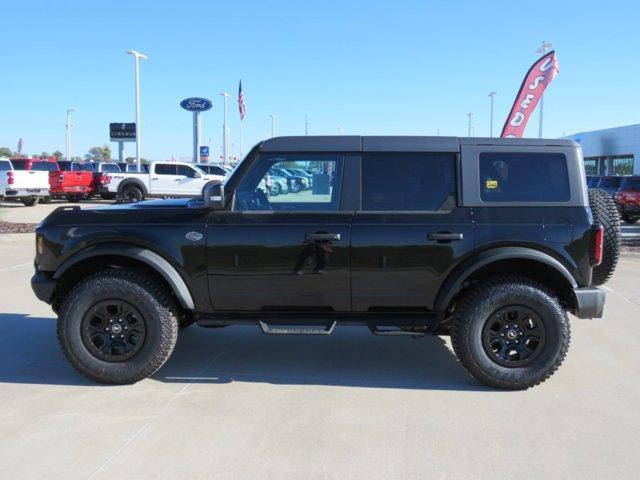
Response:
[[238, 80, 246, 120]]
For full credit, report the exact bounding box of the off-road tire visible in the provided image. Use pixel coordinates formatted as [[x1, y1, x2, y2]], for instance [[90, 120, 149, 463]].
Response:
[[589, 188, 620, 285], [451, 277, 570, 390], [122, 185, 144, 203], [57, 269, 179, 384], [21, 196, 38, 207]]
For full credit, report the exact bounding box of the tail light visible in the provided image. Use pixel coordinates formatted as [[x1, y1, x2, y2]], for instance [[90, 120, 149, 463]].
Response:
[[100, 174, 111, 185], [56, 174, 64, 184], [592, 225, 604, 266], [7, 171, 14, 185]]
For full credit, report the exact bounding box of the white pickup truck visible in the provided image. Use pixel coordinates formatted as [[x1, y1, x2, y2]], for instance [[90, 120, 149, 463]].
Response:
[[0, 158, 51, 206], [104, 161, 225, 202]]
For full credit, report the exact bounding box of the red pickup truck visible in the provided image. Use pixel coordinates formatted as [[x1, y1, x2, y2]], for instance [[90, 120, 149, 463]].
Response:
[[51, 161, 95, 201], [614, 176, 640, 224]]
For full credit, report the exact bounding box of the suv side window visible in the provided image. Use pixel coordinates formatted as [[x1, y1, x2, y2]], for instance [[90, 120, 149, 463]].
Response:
[[480, 152, 570, 202], [362, 152, 456, 211], [156, 164, 177, 175], [235, 154, 343, 211]]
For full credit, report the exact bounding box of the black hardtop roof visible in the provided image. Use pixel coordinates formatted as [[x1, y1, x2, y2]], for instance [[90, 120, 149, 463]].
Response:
[[260, 136, 578, 153]]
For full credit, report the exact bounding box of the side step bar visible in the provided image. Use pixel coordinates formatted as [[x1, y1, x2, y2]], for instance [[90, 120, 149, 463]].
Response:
[[367, 324, 429, 336], [258, 320, 337, 335]]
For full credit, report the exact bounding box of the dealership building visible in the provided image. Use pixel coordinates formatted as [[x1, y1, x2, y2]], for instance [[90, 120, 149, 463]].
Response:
[[564, 124, 640, 176]]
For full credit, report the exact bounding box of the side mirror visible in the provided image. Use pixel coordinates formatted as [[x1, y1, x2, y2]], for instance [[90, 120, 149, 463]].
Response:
[[203, 181, 225, 209]]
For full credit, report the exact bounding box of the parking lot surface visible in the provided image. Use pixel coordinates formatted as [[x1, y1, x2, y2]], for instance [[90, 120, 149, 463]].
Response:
[[1, 205, 639, 479]]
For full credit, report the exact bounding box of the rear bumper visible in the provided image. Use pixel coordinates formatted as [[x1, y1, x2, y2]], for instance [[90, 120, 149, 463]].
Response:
[[4, 188, 50, 197], [50, 186, 91, 194], [573, 287, 605, 319], [31, 271, 57, 304]]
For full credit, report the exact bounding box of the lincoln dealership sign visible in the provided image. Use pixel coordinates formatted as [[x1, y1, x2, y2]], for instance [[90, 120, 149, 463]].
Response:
[[180, 97, 213, 112]]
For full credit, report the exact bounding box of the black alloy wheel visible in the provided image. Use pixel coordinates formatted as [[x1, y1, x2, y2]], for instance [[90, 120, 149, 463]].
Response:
[[482, 305, 546, 368], [81, 299, 147, 362]]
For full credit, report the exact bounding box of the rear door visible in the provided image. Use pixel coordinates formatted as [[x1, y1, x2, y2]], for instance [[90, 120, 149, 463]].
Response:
[[152, 164, 179, 195], [350, 151, 474, 311]]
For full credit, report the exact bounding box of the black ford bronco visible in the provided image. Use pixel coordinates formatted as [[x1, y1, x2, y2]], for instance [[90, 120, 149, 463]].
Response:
[[31, 136, 620, 389]]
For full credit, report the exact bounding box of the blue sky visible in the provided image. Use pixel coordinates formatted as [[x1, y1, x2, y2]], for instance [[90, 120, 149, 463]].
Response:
[[1, 0, 638, 160]]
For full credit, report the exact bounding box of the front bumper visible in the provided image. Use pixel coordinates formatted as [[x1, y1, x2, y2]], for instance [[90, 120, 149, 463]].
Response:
[[31, 271, 57, 304], [573, 287, 605, 319]]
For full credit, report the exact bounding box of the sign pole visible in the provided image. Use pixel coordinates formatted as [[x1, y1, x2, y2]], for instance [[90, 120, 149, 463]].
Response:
[[193, 112, 200, 163], [118, 142, 124, 163]]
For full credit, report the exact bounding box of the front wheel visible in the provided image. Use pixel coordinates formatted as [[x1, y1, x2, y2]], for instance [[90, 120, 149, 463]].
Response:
[[451, 277, 570, 390], [57, 269, 179, 384]]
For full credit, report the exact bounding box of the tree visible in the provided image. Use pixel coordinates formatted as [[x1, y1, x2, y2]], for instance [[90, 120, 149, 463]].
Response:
[[0, 147, 13, 157], [52, 150, 63, 160], [40, 151, 50, 159], [85, 144, 112, 162]]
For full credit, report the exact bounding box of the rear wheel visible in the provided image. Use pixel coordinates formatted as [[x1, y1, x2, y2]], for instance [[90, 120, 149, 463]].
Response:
[[21, 196, 38, 206], [40, 196, 52, 204], [57, 269, 179, 384], [122, 185, 144, 203], [589, 188, 620, 285], [451, 277, 570, 390]]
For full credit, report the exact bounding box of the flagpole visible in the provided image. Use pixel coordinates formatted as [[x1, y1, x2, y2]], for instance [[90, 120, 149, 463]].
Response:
[[239, 121, 243, 158]]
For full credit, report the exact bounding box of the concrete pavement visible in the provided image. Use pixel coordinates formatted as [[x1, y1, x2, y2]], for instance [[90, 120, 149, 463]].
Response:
[[0, 234, 639, 479]]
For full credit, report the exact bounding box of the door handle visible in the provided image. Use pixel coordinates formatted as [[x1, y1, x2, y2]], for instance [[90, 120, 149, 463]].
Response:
[[305, 233, 341, 241], [427, 232, 464, 241], [152, 177, 158, 180]]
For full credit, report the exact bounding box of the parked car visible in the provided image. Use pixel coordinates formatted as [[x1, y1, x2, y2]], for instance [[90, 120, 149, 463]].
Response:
[[0, 158, 50, 206], [595, 176, 624, 196], [196, 163, 228, 177], [104, 161, 225, 202], [614, 176, 640, 224], [32, 136, 619, 389], [88, 163, 122, 199], [117, 162, 143, 173], [52, 161, 96, 201], [269, 167, 308, 192]]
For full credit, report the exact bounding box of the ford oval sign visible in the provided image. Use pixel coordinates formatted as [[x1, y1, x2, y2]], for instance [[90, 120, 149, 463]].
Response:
[[180, 97, 213, 112]]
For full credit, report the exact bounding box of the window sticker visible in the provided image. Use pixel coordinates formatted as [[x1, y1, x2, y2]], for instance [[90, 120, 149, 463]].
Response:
[[486, 179, 498, 189]]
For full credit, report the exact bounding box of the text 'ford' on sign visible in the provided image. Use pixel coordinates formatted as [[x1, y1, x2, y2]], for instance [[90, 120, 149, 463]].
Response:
[[180, 97, 213, 112]]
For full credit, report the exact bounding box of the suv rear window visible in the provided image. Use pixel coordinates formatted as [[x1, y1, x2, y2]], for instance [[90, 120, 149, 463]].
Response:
[[480, 152, 570, 202], [362, 153, 456, 211]]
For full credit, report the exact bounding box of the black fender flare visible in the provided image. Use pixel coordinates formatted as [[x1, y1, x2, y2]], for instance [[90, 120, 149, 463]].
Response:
[[118, 178, 148, 195], [434, 246, 577, 312], [53, 243, 195, 310]]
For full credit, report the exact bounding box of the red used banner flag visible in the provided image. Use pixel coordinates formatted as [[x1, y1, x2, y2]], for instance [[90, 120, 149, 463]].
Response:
[[501, 50, 559, 138]]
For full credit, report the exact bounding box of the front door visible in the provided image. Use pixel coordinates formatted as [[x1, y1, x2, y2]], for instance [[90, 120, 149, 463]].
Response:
[[350, 152, 474, 311], [207, 154, 352, 312]]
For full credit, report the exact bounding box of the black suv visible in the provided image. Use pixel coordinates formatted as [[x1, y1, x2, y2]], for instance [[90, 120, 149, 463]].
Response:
[[31, 136, 613, 389]]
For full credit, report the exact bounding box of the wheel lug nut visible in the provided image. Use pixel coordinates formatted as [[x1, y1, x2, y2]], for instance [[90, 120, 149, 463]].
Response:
[[124, 326, 128, 330], [111, 335, 115, 339], [109, 319, 113, 323]]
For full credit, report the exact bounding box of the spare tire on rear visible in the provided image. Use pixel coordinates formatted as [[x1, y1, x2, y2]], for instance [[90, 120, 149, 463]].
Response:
[[588, 188, 620, 285]]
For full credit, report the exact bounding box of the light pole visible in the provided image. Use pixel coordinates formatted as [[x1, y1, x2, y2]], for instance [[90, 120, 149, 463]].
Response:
[[65, 107, 77, 161], [337, 126, 344, 136], [305, 115, 309, 136], [220, 92, 230, 165], [467, 112, 473, 137], [270, 114, 277, 138], [536, 41, 552, 138], [126, 50, 147, 171], [488, 92, 497, 137]]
